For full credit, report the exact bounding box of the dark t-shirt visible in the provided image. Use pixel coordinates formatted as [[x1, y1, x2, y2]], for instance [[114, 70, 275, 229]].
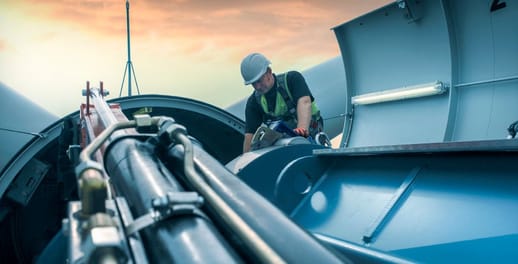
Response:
[[244, 71, 314, 134]]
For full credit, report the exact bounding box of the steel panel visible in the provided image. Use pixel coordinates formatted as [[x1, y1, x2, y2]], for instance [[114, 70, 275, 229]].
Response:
[[275, 142, 518, 262]]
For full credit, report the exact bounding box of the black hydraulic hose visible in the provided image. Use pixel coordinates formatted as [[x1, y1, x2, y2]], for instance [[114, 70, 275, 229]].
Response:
[[81, 113, 242, 263], [78, 92, 243, 262], [174, 133, 285, 263], [104, 138, 242, 263], [164, 140, 351, 264]]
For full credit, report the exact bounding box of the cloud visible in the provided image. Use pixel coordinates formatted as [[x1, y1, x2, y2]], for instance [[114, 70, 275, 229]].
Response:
[[6, 0, 390, 64], [0, 0, 392, 116]]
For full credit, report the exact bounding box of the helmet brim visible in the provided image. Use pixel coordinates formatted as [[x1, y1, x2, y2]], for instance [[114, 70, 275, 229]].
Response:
[[244, 67, 267, 85]]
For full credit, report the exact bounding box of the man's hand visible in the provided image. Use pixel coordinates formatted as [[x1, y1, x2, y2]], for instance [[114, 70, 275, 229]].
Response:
[[293, 127, 309, 137]]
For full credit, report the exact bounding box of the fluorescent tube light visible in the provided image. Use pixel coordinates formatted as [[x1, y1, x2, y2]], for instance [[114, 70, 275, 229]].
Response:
[[351, 81, 447, 105]]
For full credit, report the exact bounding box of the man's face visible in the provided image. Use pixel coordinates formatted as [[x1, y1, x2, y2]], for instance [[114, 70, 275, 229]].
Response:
[[252, 69, 274, 95]]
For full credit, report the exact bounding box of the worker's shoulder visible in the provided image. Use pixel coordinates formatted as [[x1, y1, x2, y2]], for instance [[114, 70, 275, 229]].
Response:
[[284, 71, 307, 89], [282, 70, 302, 78], [284, 70, 305, 81]]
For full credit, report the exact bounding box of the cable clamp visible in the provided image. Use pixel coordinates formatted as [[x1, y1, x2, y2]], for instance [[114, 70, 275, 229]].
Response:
[[125, 192, 204, 236]]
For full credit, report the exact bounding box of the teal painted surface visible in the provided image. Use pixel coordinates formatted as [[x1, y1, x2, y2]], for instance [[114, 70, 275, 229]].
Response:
[[283, 142, 518, 262]]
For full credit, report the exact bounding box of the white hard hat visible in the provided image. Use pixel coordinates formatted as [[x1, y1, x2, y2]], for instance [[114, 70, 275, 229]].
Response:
[[240, 53, 271, 85]]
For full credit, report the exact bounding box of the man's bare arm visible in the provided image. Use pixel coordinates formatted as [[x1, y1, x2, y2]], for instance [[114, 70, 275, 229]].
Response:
[[243, 133, 253, 153], [296, 96, 312, 131]]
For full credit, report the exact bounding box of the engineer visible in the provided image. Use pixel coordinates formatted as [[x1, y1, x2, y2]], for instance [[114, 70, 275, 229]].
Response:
[[240, 52, 323, 153]]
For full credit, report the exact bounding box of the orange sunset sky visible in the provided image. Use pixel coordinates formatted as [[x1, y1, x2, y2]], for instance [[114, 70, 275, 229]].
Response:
[[0, 0, 391, 116]]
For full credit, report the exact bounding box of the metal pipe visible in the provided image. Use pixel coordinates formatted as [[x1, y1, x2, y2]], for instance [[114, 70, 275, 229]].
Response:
[[77, 94, 242, 262], [165, 138, 349, 263], [104, 138, 241, 263], [78, 119, 139, 163], [89, 88, 121, 133], [86, 81, 90, 115], [174, 133, 285, 264], [126, 0, 132, 96], [454, 75, 518, 88]]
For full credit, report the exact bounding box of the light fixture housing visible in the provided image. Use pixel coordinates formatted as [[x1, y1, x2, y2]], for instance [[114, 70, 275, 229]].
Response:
[[351, 81, 447, 105]]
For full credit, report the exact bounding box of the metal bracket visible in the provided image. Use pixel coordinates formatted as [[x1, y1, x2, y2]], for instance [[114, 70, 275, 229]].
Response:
[[6, 159, 49, 206], [363, 166, 421, 243], [397, 0, 422, 22], [125, 192, 204, 236]]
